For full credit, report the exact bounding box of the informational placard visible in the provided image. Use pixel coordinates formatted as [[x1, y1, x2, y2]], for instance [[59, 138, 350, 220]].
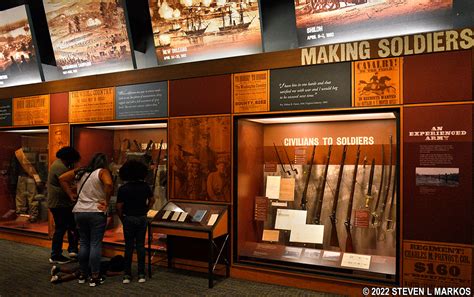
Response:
[[294, 147, 306, 165], [233, 71, 269, 113], [171, 211, 180, 221], [148, 0, 262, 65], [289, 224, 324, 244], [341, 253, 371, 270], [274, 209, 307, 231], [207, 213, 219, 226], [162, 210, 171, 220], [353, 58, 402, 107], [13, 95, 50, 126], [265, 176, 281, 199], [49, 124, 70, 165], [0, 98, 12, 126], [403, 240, 472, 288], [115, 81, 168, 120], [270, 63, 351, 111], [69, 88, 114, 123], [254, 196, 268, 222], [262, 230, 279, 242], [178, 212, 188, 222], [0, 5, 42, 88], [279, 178, 295, 202], [294, 1, 462, 48], [43, 0, 133, 78]]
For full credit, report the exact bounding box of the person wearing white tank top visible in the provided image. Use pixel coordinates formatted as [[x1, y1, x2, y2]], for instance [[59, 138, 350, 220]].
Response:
[[59, 153, 113, 287]]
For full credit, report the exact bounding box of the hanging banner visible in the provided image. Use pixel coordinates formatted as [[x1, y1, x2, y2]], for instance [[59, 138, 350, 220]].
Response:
[[69, 87, 114, 123], [13, 94, 50, 126], [233, 71, 269, 113], [352, 57, 402, 107]]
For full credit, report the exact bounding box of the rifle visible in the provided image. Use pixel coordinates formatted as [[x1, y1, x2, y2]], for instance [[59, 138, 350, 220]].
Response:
[[329, 145, 347, 248], [313, 145, 332, 225], [281, 141, 298, 175], [152, 139, 164, 192], [273, 142, 291, 176], [373, 137, 392, 227], [370, 144, 385, 226], [344, 145, 361, 253], [300, 145, 316, 210], [133, 140, 143, 152], [386, 167, 397, 231], [364, 158, 376, 208]]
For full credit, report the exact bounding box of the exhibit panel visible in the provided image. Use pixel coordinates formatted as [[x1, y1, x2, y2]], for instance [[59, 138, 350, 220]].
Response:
[[235, 111, 399, 282], [72, 122, 168, 246]]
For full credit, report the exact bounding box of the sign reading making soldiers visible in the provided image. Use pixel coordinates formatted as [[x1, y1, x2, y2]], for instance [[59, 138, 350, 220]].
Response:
[[0, 5, 42, 88], [148, 0, 262, 65], [293, 0, 467, 48], [233, 71, 269, 113], [115, 81, 168, 120], [270, 63, 351, 111], [169, 116, 231, 202], [0, 98, 13, 126], [13, 95, 50, 126], [69, 87, 114, 123], [353, 58, 402, 107], [43, 0, 134, 78]]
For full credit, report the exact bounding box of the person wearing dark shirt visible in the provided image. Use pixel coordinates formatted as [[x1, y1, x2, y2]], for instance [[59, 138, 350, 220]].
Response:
[[116, 160, 155, 284]]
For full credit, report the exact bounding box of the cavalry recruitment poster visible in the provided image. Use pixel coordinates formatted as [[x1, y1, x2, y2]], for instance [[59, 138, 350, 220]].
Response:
[[352, 57, 402, 107], [233, 71, 269, 113]]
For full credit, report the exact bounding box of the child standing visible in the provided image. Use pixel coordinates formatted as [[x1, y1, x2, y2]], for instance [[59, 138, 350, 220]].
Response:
[[116, 160, 155, 284]]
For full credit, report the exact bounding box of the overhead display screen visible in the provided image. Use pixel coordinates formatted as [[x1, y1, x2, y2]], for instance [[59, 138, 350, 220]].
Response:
[[148, 0, 263, 65], [0, 5, 42, 88], [294, 0, 457, 47], [43, 0, 134, 78]]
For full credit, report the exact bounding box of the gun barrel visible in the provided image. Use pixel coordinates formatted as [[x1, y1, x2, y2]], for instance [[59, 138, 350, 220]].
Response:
[[313, 145, 332, 224], [273, 143, 290, 176], [301, 145, 316, 210], [329, 145, 347, 248]]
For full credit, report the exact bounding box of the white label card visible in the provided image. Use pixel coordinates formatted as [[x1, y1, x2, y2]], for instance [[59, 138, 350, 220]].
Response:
[[265, 176, 281, 199], [289, 224, 324, 244], [162, 210, 171, 220], [341, 253, 371, 270], [178, 212, 188, 222], [207, 214, 219, 226], [274, 209, 307, 230], [322, 251, 341, 262], [170, 211, 180, 221]]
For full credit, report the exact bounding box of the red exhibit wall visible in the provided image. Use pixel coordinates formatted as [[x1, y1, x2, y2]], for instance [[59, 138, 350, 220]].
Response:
[[73, 128, 114, 168], [50, 93, 69, 124]]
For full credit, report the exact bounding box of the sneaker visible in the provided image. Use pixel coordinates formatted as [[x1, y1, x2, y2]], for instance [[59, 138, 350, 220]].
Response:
[[49, 255, 72, 264], [138, 275, 146, 283], [122, 275, 131, 284], [77, 273, 87, 284], [68, 252, 78, 258], [50, 265, 60, 276], [89, 276, 105, 287]]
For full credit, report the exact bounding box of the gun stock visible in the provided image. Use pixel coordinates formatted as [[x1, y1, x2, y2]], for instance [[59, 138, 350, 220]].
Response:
[[329, 145, 347, 248], [300, 145, 316, 210], [313, 145, 332, 225], [344, 145, 360, 252]]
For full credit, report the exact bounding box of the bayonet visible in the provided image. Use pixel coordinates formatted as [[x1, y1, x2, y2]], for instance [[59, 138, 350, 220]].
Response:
[[133, 139, 143, 152], [344, 145, 361, 253], [273, 142, 291, 176], [300, 145, 316, 210], [329, 145, 347, 248], [364, 158, 376, 208], [281, 141, 298, 175]]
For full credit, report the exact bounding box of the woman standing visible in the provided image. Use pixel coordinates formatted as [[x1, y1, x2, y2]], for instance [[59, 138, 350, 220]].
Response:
[[59, 153, 113, 287]]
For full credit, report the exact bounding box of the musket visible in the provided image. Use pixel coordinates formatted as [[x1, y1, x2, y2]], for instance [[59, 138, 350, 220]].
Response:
[[152, 139, 164, 192], [273, 142, 291, 176], [370, 144, 385, 225], [364, 159, 376, 208], [344, 145, 361, 253], [313, 145, 332, 225], [373, 137, 392, 227], [329, 145, 347, 248], [300, 145, 316, 210], [386, 168, 397, 231], [281, 141, 298, 175], [133, 140, 143, 152]]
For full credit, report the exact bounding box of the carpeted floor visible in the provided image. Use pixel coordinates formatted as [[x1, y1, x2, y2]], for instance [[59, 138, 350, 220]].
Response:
[[0, 239, 343, 296]]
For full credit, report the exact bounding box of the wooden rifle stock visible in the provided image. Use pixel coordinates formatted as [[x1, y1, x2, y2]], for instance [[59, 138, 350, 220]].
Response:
[[329, 145, 347, 247], [273, 142, 291, 176], [344, 145, 361, 253], [300, 145, 316, 210], [364, 158, 376, 208], [371, 144, 385, 226], [313, 145, 332, 225]]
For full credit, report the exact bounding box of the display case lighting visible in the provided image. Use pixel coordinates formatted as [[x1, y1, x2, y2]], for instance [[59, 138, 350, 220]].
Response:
[[247, 112, 396, 124], [3, 129, 49, 133], [85, 123, 167, 130]]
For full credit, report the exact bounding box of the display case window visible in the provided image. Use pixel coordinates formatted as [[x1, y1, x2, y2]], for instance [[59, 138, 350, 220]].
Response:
[[235, 111, 399, 283], [0, 128, 49, 234], [72, 122, 168, 247]]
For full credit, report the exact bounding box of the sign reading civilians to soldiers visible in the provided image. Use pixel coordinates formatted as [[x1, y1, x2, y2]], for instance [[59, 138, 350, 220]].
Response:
[[403, 240, 472, 288], [13, 95, 50, 126], [0, 98, 12, 126], [270, 63, 351, 111], [115, 81, 168, 119], [69, 87, 114, 122], [353, 58, 402, 106], [233, 71, 269, 113]]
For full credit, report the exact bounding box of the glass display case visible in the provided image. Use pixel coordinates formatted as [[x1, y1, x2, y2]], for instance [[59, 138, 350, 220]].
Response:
[[235, 111, 399, 283], [0, 128, 49, 234], [72, 122, 168, 247]]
